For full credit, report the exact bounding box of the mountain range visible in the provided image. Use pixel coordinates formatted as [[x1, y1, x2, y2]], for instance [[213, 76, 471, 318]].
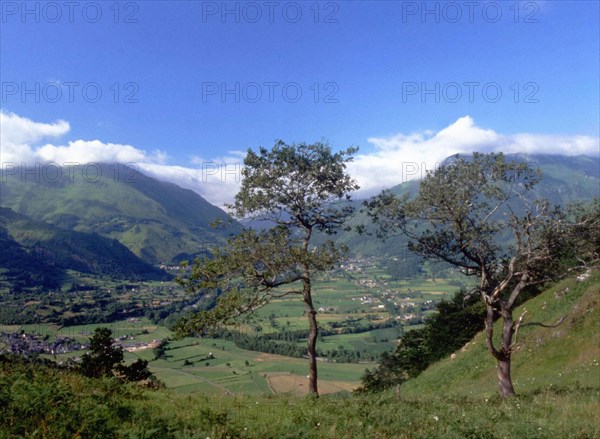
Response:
[[0, 163, 240, 291], [0, 154, 597, 291]]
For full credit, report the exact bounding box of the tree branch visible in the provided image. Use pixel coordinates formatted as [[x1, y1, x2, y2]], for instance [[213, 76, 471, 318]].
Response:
[[510, 309, 527, 351], [520, 315, 567, 329]]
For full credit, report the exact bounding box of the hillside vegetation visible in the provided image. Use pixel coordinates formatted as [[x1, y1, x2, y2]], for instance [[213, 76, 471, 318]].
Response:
[[0, 207, 168, 285], [401, 269, 600, 398], [0, 163, 239, 265], [2, 272, 598, 438]]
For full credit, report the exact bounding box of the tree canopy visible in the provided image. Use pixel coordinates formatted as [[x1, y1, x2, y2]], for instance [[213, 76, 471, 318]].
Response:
[[177, 140, 359, 396], [366, 152, 598, 397], [79, 327, 152, 382]]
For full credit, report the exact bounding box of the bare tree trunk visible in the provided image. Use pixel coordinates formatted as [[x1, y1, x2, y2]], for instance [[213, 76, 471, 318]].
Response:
[[497, 355, 516, 398], [300, 227, 319, 396], [303, 277, 319, 396], [498, 305, 516, 397], [484, 302, 517, 397]]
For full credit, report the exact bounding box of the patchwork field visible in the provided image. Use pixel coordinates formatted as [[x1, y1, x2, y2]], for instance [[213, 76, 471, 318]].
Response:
[[1, 259, 471, 396], [143, 337, 367, 395]]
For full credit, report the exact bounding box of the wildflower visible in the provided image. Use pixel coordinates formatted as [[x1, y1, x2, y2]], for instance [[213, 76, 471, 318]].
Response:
[[433, 416, 439, 421]]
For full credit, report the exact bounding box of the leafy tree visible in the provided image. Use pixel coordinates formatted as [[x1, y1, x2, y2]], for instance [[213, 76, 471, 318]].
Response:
[[79, 327, 152, 382], [117, 359, 152, 382], [79, 327, 124, 378], [366, 153, 598, 397], [360, 330, 428, 392], [176, 140, 359, 396]]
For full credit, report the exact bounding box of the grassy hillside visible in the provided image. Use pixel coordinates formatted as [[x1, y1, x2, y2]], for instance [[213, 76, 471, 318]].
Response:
[[0, 207, 168, 283], [2, 351, 598, 438], [0, 163, 239, 264], [0, 226, 63, 290], [2, 273, 598, 437], [401, 270, 600, 398]]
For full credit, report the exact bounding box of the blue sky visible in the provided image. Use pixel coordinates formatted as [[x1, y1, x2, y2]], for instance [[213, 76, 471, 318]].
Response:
[[1, 1, 599, 205]]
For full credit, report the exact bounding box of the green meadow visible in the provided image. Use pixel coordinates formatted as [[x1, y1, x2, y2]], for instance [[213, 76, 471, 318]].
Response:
[[1, 268, 470, 397]]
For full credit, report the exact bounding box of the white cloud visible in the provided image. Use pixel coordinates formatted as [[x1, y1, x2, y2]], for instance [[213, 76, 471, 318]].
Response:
[[140, 150, 246, 207], [349, 115, 599, 198], [138, 162, 243, 208], [0, 110, 70, 145], [0, 110, 70, 163], [36, 139, 147, 164], [0, 110, 243, 208], [1, 111, 597, 206]]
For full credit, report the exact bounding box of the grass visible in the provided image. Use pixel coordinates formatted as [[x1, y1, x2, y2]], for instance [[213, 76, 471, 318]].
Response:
[[2, 357, 598, 438], [316, 327, 400, 356], [142, 337, 367, 395], [401, 271, 600, 398], [232, 273, 462, 337], [2, 272, 599, 437]]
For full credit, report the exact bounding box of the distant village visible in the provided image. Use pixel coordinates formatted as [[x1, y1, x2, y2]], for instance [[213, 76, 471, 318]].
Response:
[[337, 256, 441, 325], [0, 325, 162, 359], [0, 332, 87, 357]]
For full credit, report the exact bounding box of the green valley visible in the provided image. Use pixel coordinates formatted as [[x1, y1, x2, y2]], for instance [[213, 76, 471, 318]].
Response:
[[1, 153, 598, 438], [1, 272, 598, 438]]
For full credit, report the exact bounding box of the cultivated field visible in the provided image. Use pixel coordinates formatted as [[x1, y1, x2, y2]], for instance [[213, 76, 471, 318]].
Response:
[[1, 259, 470, 395]]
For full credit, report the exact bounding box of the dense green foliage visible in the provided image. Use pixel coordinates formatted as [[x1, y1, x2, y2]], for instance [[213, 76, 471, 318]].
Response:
[[0, 355, 146, 438], [79, 327, 152, 382], [79, 327, 126, 378], [360, 289, 485, 391]]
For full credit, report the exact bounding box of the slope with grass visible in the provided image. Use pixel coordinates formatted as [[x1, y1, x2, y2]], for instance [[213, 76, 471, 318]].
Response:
[[0, 163, 239, 264], [2, 353, 598, 438], [0, 207, 168, 284], [400, 270, 600, 398]]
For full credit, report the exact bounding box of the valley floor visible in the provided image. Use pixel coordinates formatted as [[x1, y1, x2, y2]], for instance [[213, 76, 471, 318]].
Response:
[[1, 269, 598, 437]]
